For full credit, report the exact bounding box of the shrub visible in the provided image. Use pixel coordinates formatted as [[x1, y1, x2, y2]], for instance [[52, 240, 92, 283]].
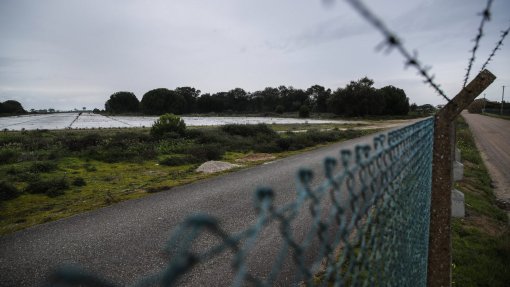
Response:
[[221, 124, 276, 137], [25, 177, 70, 197], [29, 161, 58, 173], [186, 129, 231, 145], [72, 177, 87, 186], [0, 148, 19, 164], [0, 181, 19, 201], [151, 114, 186, 138], [275, 105, 284, 114], [159, 154, 196, 166], [61, 133, 102, 151], [184, 144, 225, 161]]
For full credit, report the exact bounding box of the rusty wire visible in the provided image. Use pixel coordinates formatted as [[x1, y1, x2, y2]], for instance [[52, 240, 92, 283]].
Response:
[[344, 0, 451, 102], [480, 24, 510, 72], [463, 0, 493, 88]]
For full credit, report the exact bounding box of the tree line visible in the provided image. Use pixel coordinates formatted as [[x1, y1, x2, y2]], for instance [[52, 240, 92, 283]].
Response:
[[105, 77, 410, 117]]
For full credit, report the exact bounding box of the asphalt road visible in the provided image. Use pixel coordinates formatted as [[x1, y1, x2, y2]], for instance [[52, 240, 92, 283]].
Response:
[[0, 122, 413, 287], [462, 111, 510, 204]]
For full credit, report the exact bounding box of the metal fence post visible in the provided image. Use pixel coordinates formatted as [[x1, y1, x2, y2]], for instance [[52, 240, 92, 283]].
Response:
[[427, 69, 496, 286]]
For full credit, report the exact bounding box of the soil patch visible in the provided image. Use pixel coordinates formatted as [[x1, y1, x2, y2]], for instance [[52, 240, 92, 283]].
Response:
[[235, 153, 276, 163]]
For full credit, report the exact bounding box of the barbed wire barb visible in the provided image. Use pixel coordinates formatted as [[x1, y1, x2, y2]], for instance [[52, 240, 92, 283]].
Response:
[[463, 0, 493, 88], [344, 0, 451, 102], [480, 24, 510, 71]]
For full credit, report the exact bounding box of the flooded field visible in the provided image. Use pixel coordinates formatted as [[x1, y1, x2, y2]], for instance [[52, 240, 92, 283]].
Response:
[[0, 113, 364, 131]]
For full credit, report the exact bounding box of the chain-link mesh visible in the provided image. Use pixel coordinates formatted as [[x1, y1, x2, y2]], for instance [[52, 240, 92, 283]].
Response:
[[47, 118, 434, 287]]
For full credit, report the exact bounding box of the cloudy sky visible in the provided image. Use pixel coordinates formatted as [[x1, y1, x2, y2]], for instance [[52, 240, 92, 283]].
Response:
[[1, 0, 509, 111]]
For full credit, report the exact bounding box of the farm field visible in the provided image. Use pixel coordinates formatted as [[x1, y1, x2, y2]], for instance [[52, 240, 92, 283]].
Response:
[[0, 113, 366, 131]]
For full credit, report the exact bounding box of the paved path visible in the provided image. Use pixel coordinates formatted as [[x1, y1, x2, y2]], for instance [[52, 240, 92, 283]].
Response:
[[462, 112, 510, 208], [0, 121, 415, 287]]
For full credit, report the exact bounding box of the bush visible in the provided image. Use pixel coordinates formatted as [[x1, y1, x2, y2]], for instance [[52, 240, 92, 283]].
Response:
[[184, 144, 225, 161], [151, 114, 186, 138], [72, 177, 87, 186], [25, 177, 70, 197], [61, 133, 102, 151], [299, 105, 310, 118], [29, 161, 58, 173], [159, 154, 196, 166], [275, 105, 284, 114], [0, 181, 19, 201], [0, 148, 19, 164], [221, 124, 276, 137]]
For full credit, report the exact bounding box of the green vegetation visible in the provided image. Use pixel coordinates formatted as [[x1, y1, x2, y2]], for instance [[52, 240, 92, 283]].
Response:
[[150, 113, 187, 138], [0, 120, 379, 235], [102, 77, 411, 117], [452, 116, 510, 286], [105, 91, 140, 114], [0, 100, 26, 116]]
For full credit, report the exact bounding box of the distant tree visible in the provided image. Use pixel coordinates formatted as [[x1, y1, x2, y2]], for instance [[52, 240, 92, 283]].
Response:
[[275, 105, 284, 114], [175, 87, 201, 113], [105, 91, 140, 114], [225, 88, 250, 112], [306, 85, 331, 113], [258, 87, 280, 112], [299, 105, 310, 118], [141, 88, 186, 115], [378, 85, 409, 115], [49, 108, 56, 113], [417, 104, 437, 114], [0, 100, 26, 114], [92, 108, 101, 114], [328, 77, 382, 116]]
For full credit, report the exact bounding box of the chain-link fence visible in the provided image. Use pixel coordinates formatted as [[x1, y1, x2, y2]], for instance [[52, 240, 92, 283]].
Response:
[[48, 118, 434, 287]]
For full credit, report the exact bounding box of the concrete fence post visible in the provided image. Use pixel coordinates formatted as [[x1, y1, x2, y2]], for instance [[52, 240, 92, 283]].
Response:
[[427, 69, 496, 287]]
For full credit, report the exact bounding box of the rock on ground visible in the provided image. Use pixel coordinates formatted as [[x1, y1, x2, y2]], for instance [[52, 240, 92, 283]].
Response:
[[196, 161, 241, 173]]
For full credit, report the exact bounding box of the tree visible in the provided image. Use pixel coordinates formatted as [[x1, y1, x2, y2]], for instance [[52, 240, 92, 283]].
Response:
[[378, 85, 409, 115], [105, 91, 140, 114], [299, 105, 310, 118], [328, 77, 382, 116], [258, 87, 280, 112], [225, 88, 250, 112], [306, 85, 331, 113], [141, 88, 186, 115], [0, 100, 26, 114], [150, 113, 186, 138], [175, 87, 200, 113]]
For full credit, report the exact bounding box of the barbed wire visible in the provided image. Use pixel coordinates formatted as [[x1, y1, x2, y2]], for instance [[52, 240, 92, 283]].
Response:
[[480, 24, 510, 72], [343, 0, 451, 102], [463, 0, 493, 88]]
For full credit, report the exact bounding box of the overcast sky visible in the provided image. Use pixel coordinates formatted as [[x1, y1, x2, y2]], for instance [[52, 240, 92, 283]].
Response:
[[1, 0, 509, 110]]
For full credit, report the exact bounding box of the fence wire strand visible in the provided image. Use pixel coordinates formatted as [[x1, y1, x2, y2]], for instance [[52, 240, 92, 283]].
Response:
[[46, 118, 435, 287], [480, 24, 510, 72], [463, 0, 493, 88], [343, 0, 451, 102]]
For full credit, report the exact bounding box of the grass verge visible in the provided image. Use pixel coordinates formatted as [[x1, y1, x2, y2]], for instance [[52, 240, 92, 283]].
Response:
[[452, 116, 510, 286]]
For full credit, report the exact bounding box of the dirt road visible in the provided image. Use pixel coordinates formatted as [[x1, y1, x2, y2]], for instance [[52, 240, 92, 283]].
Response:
[[462, 111, 510, 210]]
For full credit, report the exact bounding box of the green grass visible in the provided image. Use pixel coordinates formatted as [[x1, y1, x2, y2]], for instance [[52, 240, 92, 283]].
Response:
[[452, 116, 510, 287], [0, 124, 380, 235]]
